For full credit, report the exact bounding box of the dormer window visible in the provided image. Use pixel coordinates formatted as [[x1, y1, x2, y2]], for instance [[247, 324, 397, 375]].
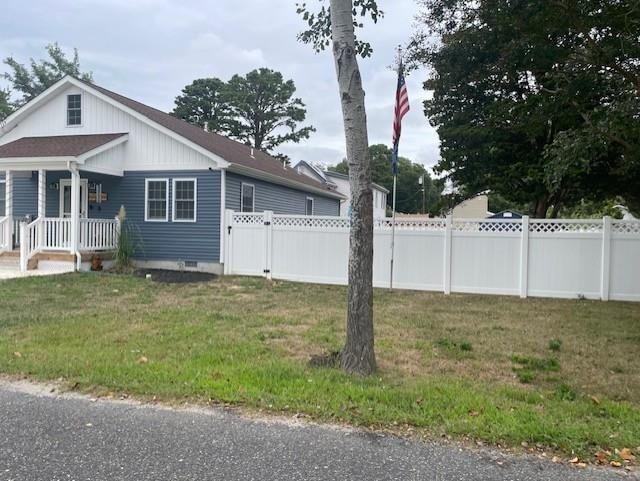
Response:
[[67, 94, 82, 126]]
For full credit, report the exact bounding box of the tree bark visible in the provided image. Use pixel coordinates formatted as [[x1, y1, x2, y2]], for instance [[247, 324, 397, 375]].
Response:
[[330, 0, 376, 376], [533, 195, 549, 218]]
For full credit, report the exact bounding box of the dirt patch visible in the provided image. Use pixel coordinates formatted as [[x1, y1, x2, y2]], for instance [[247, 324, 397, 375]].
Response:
[[134, 269, 217, 284]]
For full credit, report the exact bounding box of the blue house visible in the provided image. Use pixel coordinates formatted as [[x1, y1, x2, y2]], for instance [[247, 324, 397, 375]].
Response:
[[0, 76, 342, 273]]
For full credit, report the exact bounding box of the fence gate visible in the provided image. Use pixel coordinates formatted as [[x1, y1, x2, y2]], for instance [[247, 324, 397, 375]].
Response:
[[224, 211, 271, 277]]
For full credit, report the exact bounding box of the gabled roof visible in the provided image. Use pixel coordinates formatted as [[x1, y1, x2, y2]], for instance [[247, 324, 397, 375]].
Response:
[[78, 79, 342, 198], [0, 76, 343, 199], [0, 133, 127, 158]]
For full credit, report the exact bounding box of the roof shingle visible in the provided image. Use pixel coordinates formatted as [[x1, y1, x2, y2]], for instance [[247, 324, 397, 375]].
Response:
[[0, 133, 126, 158]]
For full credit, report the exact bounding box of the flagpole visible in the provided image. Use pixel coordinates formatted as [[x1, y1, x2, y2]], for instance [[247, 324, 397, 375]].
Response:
[[390, 172, 397, 289]]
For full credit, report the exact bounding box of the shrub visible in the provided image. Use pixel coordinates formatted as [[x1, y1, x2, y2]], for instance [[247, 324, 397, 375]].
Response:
[[548, 338, 563, 352], [114, 206, 142, 272]]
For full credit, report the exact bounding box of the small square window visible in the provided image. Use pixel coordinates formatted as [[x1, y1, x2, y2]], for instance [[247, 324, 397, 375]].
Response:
[[67, 94, 82, 126], [241, 183, 254, 213]]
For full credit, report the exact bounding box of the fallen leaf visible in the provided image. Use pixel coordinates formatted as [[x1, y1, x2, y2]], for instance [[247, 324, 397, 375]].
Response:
[[569, 457, 579, 464], [468, 410, 480, 417], [621, 448, 636, 461], [576, 463, 587, 468], [13, 351, 22, 358], [590, 395, 600, 405], [551, 456, 561, 463], [610, 461, 622, 468], [137, 356, 148, 364], [594, 450, 610, 465]]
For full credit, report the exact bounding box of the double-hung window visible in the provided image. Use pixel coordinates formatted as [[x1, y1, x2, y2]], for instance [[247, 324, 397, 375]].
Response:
[[241, 183, 254, 213], [305, 197, 314, 216], [172, 178, 197, 222], [145, 179, 169, 222], [67, 94, 82, 126]]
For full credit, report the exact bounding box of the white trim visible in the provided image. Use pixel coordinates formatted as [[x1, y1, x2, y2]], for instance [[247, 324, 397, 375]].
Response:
[[219, 170, 226, 263], [305, 196, 314, 216], [66, 93, 83, 128], [144, 178, 169, 222], [240, 182, 255, 213], [76, 134, 129, 163], [59, 178, 89, 218], [172, 177, 197, 223], [78, 164, 124, 177]]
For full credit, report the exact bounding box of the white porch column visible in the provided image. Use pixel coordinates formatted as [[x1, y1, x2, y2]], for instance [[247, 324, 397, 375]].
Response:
[[5, 170, 13, 248], [37, 169, 46, 218], [70, 167, 80, 260]]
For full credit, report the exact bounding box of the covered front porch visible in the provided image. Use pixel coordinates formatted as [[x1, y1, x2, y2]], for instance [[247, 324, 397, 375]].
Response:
[[0, 134, 127, 272]]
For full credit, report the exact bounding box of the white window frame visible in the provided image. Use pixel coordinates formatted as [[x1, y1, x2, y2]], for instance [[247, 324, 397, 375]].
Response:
[[240, 182, 255, 213], [305, 196, 314, 216], [144, 178, 169, 222], [66, 93, 83, 127], [172, 178, 197, 223]]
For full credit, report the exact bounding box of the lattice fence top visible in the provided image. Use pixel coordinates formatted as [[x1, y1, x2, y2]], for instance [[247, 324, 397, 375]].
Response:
[[272, 215, 350, 229], [529, 220, 603, 233], [375, 219, 446, 231], [232, 213, 265, 225], [612, 221, 640, 234], [453, 220, 523, 233]]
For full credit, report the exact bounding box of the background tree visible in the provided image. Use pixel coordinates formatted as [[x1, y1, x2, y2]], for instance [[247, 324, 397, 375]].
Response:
[[0, 89, 12, 121], [3, 42, 93, 104], [172, 69, 315, 158], [298, 0, 382, 376], [225, 68, 315, 153], [411, 0, 640, 217], [331, 144, 441, 214], [172, 78, 230, 133]]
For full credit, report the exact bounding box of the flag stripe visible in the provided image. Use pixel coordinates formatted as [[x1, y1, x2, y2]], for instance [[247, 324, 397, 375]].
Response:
[[391, 63, 410, 176]]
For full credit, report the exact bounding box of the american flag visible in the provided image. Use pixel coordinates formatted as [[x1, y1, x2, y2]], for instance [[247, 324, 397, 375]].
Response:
[[391, 63, 410, 176]]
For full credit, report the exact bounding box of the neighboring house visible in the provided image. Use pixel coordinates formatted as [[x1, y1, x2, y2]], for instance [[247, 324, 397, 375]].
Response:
[[487, 210, 523, 219], [293, 160, 389, 218], [451, 194, 489, 219], [0, 76, 342, 273]]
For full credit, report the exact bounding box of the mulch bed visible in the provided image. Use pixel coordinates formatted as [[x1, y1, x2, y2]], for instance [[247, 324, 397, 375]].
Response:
[[134, 269, 217, 284]]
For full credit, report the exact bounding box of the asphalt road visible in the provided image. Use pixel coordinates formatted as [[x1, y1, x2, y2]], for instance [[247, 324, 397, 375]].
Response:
[[0, 381, 627, 481]]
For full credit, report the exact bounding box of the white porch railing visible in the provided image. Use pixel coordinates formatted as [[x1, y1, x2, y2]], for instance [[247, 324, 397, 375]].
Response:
[[16, 217, 120, 271], [41, 217, 72, 251], [19, 217, 41, 271], [0, 217, 9, 251], [80, 218, 119, 251]]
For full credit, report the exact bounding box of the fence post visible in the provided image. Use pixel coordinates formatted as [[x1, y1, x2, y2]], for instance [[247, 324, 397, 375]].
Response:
[[19, 222, 27, 272], [601, 216, 612, 301], [443, 215, 452, 294], [264, 210, 273, 280], [520, 215, 529, 298], [224, 209, 234, 275]]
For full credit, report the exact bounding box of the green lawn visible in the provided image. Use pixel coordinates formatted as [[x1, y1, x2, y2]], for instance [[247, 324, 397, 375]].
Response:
[[1, 273, 639, 461]]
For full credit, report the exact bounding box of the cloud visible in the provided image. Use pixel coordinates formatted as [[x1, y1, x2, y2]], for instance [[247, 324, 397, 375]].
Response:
[[0, 0, 440, 169]]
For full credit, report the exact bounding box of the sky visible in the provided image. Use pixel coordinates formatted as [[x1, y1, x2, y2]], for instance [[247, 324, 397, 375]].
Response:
[[0, 0, 440, 171]]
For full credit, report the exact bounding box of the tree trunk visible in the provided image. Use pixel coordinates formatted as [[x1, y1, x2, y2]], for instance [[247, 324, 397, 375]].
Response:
[[330, 0, 376, 376], [533, 195, 549, 218]]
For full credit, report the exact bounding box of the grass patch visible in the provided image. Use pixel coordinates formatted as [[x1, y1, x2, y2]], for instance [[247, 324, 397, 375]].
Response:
[[548, 338, 563, 352], [1, 273, 639, 458]]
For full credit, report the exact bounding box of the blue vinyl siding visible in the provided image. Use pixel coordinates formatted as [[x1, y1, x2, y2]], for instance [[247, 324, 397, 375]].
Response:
[[226, 173, 340, 216], [119, 170, 220, 263]]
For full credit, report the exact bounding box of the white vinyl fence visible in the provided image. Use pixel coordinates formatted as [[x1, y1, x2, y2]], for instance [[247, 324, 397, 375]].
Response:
[[223, 210, 640, 302]]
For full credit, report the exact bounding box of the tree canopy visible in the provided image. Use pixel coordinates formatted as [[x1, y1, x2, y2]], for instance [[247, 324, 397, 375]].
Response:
[[3, 42, 93, 105], [172, 69, 315, 156], [0, 89, 12, 122], [331, 144, 441, 214], [412, 0, 640, 217]]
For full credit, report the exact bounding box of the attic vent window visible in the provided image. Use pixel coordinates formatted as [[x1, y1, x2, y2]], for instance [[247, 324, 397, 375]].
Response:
[[67, 94, 82, 126]]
